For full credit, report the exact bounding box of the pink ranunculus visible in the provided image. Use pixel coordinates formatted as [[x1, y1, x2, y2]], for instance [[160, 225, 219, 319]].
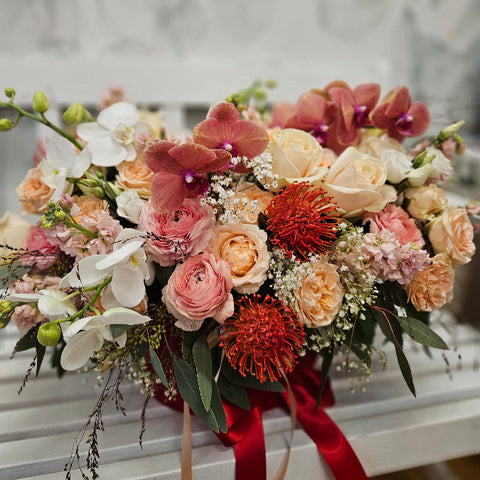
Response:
[[162, 252, 234, 331], [22, 225, 60, 271], [363, 204, 425, 247], [139, 198, 215, 266]]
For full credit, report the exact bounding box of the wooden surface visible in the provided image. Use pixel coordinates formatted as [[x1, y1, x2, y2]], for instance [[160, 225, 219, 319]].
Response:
[[1, 314, 480, 480]]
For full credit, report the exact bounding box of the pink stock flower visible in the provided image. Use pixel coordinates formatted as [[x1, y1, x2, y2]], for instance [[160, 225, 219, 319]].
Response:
[[193, 102, 269, 162], [21, 225, 60, 271], [12, 305, 45, 333], [139, 198, 215, 266], [371, 86, 430, 142], [327, 82, 381, 146], [284, 92, 339, 146], [144, 141, 231, 212], [363, 204, 425, 247], [162, 252, 234, 331]]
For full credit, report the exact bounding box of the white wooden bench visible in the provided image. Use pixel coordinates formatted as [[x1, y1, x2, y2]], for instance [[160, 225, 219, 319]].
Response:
[[1, 312, 480, 480]]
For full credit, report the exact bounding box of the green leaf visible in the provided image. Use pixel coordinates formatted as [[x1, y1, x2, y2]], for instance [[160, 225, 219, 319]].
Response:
[[221, 360, 284, 392], [110, 324, 132, 338], [0, 262, 31, 288], [217, 374, 250, 410], [35, 343, 46, 377], [182, 330, 202, 362], [149, 346, 168, 387], [193, 335, 213, 411], [172, 355, 218, 432], [316, 348, 334, 409], [397, 316, 448, 350], [14, 326, 38, 353], [210, 381, 228, 433], [372, 308, 416, 397]]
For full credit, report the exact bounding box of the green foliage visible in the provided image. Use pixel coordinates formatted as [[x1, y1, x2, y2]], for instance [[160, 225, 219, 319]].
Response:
[[397, 316, 448, 350], [149, 346, 168, 387], [193, 334, 213, 411], [217, 373, 250, 410], [221, 359, 284, 392]]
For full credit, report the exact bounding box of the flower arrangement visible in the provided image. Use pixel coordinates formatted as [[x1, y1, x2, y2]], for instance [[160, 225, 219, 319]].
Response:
[[0, 80, 476, 479]]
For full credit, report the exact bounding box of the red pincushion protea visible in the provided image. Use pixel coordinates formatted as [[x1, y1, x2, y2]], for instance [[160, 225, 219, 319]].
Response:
[[265, 182, 340, 261], [220, 295, 304, 383]]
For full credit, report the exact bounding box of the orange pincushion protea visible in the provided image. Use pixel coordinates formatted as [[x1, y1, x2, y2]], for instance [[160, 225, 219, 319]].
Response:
[[265, 182, 340, 261], [220, 295, 304, 383]]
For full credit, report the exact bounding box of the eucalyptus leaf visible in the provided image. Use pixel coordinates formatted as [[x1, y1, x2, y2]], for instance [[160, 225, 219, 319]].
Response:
[[210, 381, 228, 433], [217, 374, 250, 410], [110, 324, 132, 338], [372, 308, 416, 397], [0, 262, 31, 288], [149, 346, 168, 387], [35, 343, 46, 377], [172, 355, 219, 432], [193, 335, 213, 411], [397, 316, 448, 350], [182, 330, 202, 362], [14, 326, 38, 353], [316, 347, 334, 408]]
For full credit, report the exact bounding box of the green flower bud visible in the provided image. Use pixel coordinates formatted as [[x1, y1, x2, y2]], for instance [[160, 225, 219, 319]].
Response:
[[0, 300, 12, 314], [32, 91, 49, 114], [253, 88, 267, 102], [0, 118, 13, 132], [93, 187, 105, 198], [54, 209, 66, 220], [4, 87, 15, 99], [437, 121, 465, 143], [37, 322, 61, 347], [63, 103, 85, 124], [265, 79, 278, 89]]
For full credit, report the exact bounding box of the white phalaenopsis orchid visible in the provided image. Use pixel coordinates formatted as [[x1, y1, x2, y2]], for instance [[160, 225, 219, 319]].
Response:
[[7, 289, 77, 320], [39, 136, 91, 202], [61, 228, 154, 309], [76, 102, 148, 167], [60, 307, 150, 370]]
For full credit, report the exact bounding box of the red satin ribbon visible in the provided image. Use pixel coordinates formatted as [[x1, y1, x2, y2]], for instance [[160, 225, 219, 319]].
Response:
[[154, 355, 367, 480]]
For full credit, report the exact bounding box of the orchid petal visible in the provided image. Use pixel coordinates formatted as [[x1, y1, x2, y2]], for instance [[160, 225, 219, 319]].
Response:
[[95, 240, 144, 270], [99, 284, 121, 310], [76, 122, 110, 142], [114, 228, 146, 248], [44, 136, 76, 168], [61, 254, 110, 288], [193, 117, 226, 149], [125, 144, 137, 161], [408, 102, 431, 137], [269, 101, 296, 128], [209, 102, 241, 123], [353, 83, 381, 110], [231, 121, 269, 159], [61, 329, 104, 370], [195, 149, 232, 174], [384, 86, 411, 117], [63, 316, 100, 339], [111, 264, 145, 308], [295, 92, 327, 128], [115, 332, 127, 347], [151, 172, 186, 212], [50, 169, 68, 203], [371, 103, 395, 130], [101, 307, 150, 325], [143, 141, 183, 175], [70, 147, 92, 178], [97, 102, 139, 131], [88, 136, 128, 167], [170, 143, 217, 172], [37, 290, 76, 318]]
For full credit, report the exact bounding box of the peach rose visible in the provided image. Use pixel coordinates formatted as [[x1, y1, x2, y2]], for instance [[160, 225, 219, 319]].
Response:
[[428, 206, 475, 266], [209, 223, 270, 294], [162, 252, 234, 331], [116, 153, 154, 198], [16, 167, 72, 214], [294, 257, 344, 327], [0, 212, 31, 252], [323, 147, 396, 218], [403, 185, 448, 220], [356, 132, 406, 158], [229, 182, 274, 224], [266, 128, 328, 191], [406, 254, 454, 312], [72, 195, 109, 221]]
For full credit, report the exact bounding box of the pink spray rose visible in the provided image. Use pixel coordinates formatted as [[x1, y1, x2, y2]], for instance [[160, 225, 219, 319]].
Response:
[[363, 204, 425, 247], [22, 225, 60, 271], [162, 252, 234, 331], [139, 198, 215, 266]]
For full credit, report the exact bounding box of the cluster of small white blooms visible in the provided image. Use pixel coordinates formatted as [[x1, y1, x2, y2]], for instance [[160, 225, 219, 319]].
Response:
[[202, 173, 236, 222], [268, 247, 320, 306], [246, 152, 279, 190]]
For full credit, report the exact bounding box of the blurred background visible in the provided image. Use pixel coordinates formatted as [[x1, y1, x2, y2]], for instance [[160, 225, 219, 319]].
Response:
[[0, 2, 479, 476]]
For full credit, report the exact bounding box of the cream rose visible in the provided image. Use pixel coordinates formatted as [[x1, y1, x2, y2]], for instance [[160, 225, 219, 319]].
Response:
[[229, 182, 274, 224], [294, 257, 344, 327], [16, 167, 72, 214], [323, 147, 397, 218], [266, 128, 328, 192], [356, 132, 405, 158], [404, 185, 448, 220], [428, 206, 475, 266], [209, 223, 270, 294], [116, 153, 154, 198], [406, 254, 454, 312], [0, 212, 32, 260]]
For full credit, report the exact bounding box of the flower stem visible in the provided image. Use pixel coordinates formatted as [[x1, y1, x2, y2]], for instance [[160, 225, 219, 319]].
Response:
[[65, 216, 98, 238], [0, 101, 83, 150]]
